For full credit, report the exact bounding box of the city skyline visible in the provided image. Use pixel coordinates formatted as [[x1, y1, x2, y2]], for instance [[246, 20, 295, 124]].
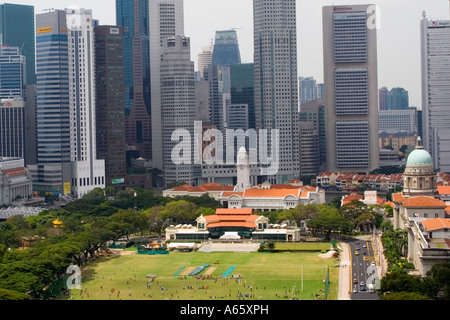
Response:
[[1, 0, 449, 109]]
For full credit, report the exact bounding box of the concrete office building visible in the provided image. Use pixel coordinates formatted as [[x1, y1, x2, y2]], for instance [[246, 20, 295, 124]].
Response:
[[323, 4, 379, 173], [379, 86, 388, 110], [378, 109, 418, 133], [0, 99, 24, 159], [66, 7, 105, 198], [94, 25, 127, 187], [299, 76, 318, 106], [160, 36, 199, 186], [197, 45, 213, 79], [149, 0, 184, 171], [254, 0, 300, 183], [421, 11, 450, 173]]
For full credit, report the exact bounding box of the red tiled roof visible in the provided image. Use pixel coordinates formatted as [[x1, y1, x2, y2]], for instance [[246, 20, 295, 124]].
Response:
[[392, 193, 405, 203], [402, 197, 447, 208], [438, 186, 450, 195], [422, 218, 450, 231], [203, 208, 260, 229], [2, 168, 27, 176]]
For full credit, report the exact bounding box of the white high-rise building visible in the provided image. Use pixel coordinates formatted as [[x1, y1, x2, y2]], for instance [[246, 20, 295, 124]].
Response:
[[66, 8, 105, 198], [149, 0, 184, 171], [421, 10, 450, 173], [253, 0, 300, 184], [161, 36, 199, 186], [197, 45, 213, 79], [323, 4, 379, 173]]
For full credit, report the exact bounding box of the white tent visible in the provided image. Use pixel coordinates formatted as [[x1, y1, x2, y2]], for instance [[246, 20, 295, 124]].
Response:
[[219, 232, 241, 240]]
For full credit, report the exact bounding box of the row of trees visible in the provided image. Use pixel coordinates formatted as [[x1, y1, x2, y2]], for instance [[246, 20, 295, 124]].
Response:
[[0, 188, 222, 299]]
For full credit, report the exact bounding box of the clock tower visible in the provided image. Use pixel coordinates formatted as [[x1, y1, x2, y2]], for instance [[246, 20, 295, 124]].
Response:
[[236, 147, 251, 192]]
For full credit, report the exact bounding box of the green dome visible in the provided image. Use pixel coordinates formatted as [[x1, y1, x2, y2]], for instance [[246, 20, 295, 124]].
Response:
[[407, 148, 433, 166]]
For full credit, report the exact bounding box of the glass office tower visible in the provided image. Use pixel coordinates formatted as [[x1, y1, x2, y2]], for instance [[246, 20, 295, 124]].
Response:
[[0, 3, 35, 84], [212, 30, 241, 66], [29, 9, 72, 196]]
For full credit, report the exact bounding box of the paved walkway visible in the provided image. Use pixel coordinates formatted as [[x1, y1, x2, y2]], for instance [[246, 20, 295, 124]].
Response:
[[338, 242, 351, 300]]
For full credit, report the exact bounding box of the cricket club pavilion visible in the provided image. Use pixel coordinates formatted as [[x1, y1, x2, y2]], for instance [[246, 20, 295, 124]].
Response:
[[165, 208, 300, 241]]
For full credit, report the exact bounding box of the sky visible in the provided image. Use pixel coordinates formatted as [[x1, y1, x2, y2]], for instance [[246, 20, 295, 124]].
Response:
[[4, 0, 450, 108]]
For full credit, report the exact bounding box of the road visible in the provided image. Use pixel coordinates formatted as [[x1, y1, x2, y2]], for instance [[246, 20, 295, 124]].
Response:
[[347, 237, 380, 300]]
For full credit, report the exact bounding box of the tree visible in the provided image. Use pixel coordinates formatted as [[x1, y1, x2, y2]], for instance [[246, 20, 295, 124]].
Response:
[[307, 206, 353, 239], [426, 263, 450, 299], [0, 288, 30, 300]]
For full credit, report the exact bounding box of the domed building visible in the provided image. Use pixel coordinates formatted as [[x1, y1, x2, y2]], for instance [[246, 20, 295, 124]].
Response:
[[402, 137, 438, 198], [391, 137, 449, 276]]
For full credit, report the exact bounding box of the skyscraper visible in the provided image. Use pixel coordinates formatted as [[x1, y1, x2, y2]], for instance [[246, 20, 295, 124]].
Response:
[[0, 99, 24, 159], [379, 86, 388, 110], [149, 0, 184, 171], [94, 25, 127, 187], [212, 30, 241, 66], [230, 63, 255, 129], [66, 7, 105, 198], [0, 3, 35, 85], [421, 12, 450, 172], [387, 87, 409, 110], [253, 0, 299, 183], [323, 4, 379, 173], [0, 44, 26, 99], [160, 36, 198, 186], [116, 0, 152, 160], [197, 45, 213, 79], [30, 9, 72, 196], [0, 44, 25, 159], [299, 76, 318, 105]]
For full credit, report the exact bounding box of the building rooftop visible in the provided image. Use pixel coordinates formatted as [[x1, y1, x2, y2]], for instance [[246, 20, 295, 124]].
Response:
[[401, 197, 447, 208]]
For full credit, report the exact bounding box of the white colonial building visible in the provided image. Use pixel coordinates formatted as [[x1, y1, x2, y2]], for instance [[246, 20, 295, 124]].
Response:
[[0, 158, 32, 206], [392, 138, 450, 276]]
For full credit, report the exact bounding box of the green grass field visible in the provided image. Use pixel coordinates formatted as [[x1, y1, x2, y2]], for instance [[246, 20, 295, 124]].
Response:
[[66, 244, 339, 301]]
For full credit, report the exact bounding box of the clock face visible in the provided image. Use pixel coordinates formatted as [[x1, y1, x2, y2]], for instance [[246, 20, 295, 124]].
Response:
[[239, 164, 245, 170]]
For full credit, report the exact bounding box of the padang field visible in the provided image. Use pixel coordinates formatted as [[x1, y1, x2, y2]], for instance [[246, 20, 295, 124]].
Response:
[[65, 242, 339, 301]]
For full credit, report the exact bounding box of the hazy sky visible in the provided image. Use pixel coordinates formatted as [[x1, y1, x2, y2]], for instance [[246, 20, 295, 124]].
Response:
[[4, 0, 450, 108]]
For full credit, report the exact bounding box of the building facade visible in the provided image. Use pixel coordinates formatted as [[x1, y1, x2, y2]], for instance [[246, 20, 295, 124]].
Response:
[[116, 0, 152, 161], [323, 5, 379, 173], [66, 7, 105, 198], [0, 99, 24, 159], [378, 109, 417, 133], [211, 30, 241, 66], [29, 9, 72, 196], [160, 36, 199, 186], [421, 14, 450, 173], [253, 0, 300, 183], [387, 87, 409, 110], [94, 25, 127, 187], [149, 0, 184, 171], [0, 3, 35, 85], [0, 158, 32, 206], [0, 45, 26, 99]]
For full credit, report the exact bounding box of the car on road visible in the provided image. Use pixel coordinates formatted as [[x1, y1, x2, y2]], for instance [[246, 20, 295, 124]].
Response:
[[360, 285, 366, 292], [353, 278, 358, 284], [355, 251, 359, 255], [356, 246, 360, 250], [371, 261, 376, 266], [360, 281, 365, 287], [353, 286, 358, 293]]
